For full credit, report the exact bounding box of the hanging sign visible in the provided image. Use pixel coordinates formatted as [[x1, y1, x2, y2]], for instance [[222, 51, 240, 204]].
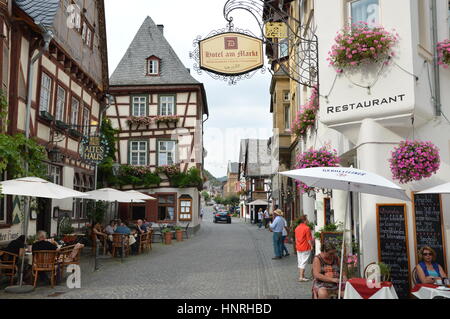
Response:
[[199, 32, 264, 76], [264, 22, 288, 38], [80, 134, 109, 165]]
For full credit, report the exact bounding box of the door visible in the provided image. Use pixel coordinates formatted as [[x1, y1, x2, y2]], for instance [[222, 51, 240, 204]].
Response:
[[36, 198, 52, 234]]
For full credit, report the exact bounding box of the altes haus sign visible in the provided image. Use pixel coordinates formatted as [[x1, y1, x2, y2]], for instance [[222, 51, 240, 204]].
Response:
[[199, 32, 264, 76], [80, 135, 109, 165], [326, 94, 406, 114]]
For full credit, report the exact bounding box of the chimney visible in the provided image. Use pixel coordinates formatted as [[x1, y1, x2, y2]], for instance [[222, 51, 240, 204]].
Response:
[[157, 24, 164, 35]]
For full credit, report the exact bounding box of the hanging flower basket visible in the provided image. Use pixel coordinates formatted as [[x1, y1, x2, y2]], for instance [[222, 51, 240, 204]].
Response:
[[295, 147, 340, 193], [437, 39, 450, 69], [327, 22, 398, 72], [292, 87, 319, 139], [389, 140, 440, 184]]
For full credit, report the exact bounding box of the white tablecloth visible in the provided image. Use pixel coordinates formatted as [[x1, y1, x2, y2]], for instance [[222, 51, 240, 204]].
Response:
[[344, 281, 399, 299], [412, 286, 450, 299]]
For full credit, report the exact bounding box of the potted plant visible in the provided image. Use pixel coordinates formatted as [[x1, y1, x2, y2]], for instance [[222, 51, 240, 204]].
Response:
[[378, 262, 391, 282], [437, 39, 450, 69], [174, 226, 183, 242], [389, 140, 440, 184], [68, 128, 83, 138], [26, 235, 37, 251], [161, 227, 172, 245], [55, 120, 70, 130]]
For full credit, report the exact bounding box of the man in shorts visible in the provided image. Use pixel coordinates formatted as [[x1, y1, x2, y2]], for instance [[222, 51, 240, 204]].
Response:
[[295, 215, 314, 282]]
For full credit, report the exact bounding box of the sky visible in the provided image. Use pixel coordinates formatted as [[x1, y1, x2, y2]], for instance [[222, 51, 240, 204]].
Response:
[[105, 0, 272, 178]]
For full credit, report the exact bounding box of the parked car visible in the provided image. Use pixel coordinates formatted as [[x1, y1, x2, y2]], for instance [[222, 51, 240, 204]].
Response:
[[213, 211, 231, 224]]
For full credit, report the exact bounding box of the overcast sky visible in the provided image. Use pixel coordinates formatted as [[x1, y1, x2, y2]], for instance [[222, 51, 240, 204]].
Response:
[[105, 0, 272, 178]]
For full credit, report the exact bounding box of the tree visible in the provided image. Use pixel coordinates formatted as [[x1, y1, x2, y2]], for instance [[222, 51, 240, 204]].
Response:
[[201, 191, 210, 202], [225, 195, 240, 207]]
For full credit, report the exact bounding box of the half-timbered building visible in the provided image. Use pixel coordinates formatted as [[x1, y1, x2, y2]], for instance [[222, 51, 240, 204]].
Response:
[[0, 0, 109, 242], [107, 16, 208, 234]]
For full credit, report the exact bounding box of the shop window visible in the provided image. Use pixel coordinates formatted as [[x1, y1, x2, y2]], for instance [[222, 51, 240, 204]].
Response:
[[348, 0, 379, 26], [157, 194, 176, 221], [179, 196, 193, 221]]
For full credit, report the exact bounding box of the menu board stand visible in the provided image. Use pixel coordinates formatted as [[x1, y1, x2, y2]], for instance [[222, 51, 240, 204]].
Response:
[[377, 204, 411, 299], [412, 193, 447, 273]]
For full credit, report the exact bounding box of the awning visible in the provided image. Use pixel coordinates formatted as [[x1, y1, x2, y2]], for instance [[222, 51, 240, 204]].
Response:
[[248, 199, 268, 205]]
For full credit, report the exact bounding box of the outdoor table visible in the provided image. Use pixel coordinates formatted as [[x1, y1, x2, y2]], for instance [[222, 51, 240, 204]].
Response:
[[411, 284, 450, 299], [344, 278, 398, 299]]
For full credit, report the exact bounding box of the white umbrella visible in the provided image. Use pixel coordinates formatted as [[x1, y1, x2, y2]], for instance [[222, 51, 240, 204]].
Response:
[[84, 188, 145, 203], [0, 177, 90, 293], [280, 167, 410, 298], [417, 182, 450, 194], [0, 177, 90, 199], [125, 190, 157, 200]]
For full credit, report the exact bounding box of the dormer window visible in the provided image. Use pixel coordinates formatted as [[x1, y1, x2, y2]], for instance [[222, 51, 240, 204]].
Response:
[[146, 56, 160, 76]]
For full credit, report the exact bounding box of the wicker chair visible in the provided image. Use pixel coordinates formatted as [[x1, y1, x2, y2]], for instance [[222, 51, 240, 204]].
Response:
[[146, 229, 153, 250], [0, 250, 19, 285], [111, 234, 130, 258], [138, 233, 148, 254], [32, 250, 59, 288]]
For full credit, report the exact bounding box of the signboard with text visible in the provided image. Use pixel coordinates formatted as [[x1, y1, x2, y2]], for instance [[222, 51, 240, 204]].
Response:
[[264, 22, 288, 39], [199, 32, 264, 76], [80, 135, 108, 165]]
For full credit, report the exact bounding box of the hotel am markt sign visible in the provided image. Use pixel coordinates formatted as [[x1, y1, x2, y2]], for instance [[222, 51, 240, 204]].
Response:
[[80, 134, 109, 166], [199, 32, 264, 76]]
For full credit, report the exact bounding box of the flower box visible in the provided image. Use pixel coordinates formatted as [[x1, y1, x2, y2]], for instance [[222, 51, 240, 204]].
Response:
[[39, 111, 54, 122], [68, 128, 83, 139], [55, 120, 70, 130], [293, 88, 319, 139]]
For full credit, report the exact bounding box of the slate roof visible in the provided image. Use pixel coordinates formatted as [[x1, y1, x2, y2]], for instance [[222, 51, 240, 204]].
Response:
[[15, 0, 60, 29], [228, 162, 239, 175], [110, 16, 200, 86]]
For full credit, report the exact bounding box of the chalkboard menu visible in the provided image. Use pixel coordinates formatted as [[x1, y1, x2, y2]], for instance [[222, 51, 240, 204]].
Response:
[[324, 198, 332, 225], [377, 204, 410, 299], [413, 193, 446, 271]]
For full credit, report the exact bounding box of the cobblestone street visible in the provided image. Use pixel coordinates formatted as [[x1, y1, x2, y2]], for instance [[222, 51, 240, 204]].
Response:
[[0, 209, 312, 299]]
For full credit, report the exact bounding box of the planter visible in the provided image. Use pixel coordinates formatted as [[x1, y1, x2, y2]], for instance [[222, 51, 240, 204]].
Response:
[[55, 120, 70, 130], [68, 128, 83, 139], [62, 235, 77, 243], [437, 39, 450, 68], [163, 232, 172, 245], [39, 111, 54, 122], [175, 230, 183, 242]]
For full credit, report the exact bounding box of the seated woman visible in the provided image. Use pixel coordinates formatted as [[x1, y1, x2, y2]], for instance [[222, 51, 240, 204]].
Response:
[[312, 242, 347, 299], [415, 246, 447, 284]]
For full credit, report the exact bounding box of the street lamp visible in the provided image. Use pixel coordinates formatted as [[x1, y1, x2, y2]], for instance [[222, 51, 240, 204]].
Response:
[[112, 162, 121, 176]]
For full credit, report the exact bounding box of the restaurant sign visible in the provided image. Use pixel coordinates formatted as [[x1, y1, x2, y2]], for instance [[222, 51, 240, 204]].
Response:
[[80, 134, 109, 165], [199, 32, 264, 76]]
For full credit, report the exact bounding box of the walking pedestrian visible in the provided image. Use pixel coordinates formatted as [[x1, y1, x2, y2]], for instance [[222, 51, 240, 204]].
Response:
[[263, 207, 270, 228], [279, 212, 290, 257], [200, 208, 204, 220], [269, 209, 284, 260], [295, 215, 314, 282], [257, 208, 263, 229]]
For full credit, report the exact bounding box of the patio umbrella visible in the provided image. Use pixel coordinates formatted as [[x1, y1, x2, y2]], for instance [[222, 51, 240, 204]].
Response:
[[125, 190, 156, 200], [84, 188, 145, 203], [280, 167, 410, 298], [0, 177, 89, 294], [417, 182, 450, 194]]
